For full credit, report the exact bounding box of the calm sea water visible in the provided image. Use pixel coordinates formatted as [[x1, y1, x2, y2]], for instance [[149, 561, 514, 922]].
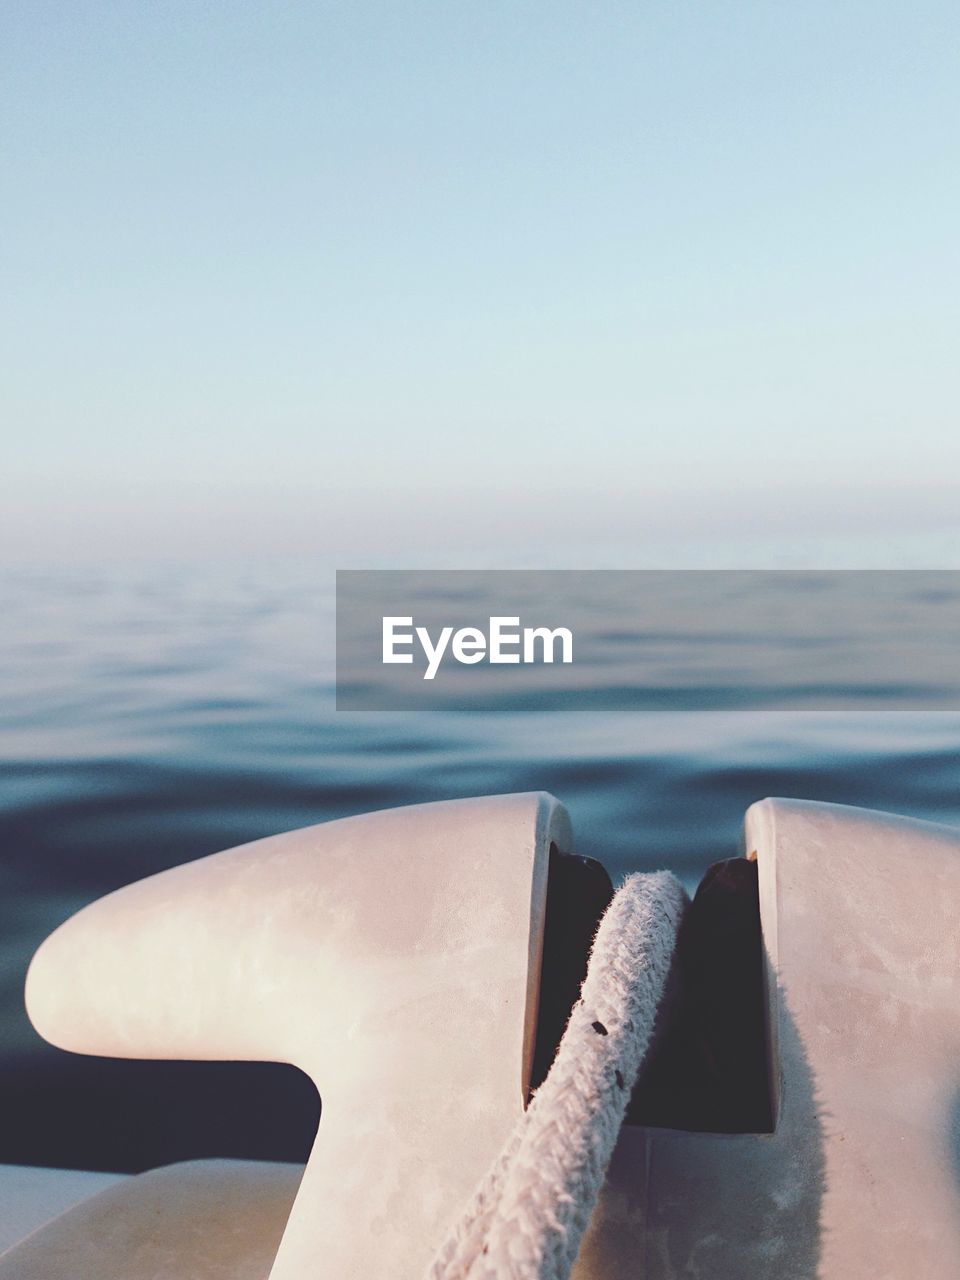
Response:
[[3, 560, 960, 1172]]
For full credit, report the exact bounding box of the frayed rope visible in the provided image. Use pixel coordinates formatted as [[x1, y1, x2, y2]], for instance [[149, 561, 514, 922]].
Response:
[[429, 870, 688, 1280]]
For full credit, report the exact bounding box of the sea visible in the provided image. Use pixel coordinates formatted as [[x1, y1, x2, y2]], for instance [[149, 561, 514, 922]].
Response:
[[3, 547, 960, 1172]]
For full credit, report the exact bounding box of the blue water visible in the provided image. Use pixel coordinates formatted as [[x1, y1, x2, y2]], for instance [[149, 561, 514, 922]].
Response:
[[3, 561, 960, 1172]]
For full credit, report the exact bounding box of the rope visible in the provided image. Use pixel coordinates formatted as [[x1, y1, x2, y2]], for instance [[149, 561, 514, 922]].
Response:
[[428, 870, 688, 1280]]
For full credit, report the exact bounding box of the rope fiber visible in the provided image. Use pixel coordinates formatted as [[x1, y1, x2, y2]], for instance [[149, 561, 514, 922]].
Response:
[[429, 870, 688, 1280]]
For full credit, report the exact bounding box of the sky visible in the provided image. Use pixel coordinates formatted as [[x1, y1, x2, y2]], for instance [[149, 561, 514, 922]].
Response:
[[3, 2, 959, 562]]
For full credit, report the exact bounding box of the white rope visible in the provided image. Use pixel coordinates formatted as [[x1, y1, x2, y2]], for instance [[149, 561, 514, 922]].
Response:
[[429, 870, 688, 1280]]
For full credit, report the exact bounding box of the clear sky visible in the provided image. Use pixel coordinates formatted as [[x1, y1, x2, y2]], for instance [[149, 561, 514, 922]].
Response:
[[3, 2, 959, 561]]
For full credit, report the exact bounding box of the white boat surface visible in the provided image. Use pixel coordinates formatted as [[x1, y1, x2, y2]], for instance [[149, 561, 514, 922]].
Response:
[[1, 793, 958, 1278]]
